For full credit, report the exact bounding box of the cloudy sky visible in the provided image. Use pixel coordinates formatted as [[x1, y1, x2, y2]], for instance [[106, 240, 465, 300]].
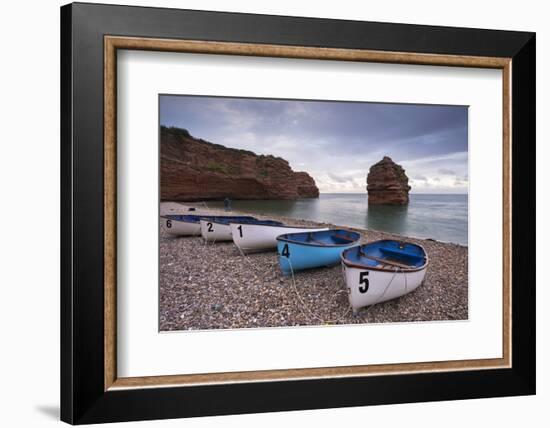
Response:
[[160, 95, 468, 194]]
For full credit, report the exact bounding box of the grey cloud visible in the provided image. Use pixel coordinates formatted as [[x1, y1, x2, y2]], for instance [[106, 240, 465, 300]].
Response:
[[438, 168, 456, 175], [160, 95, 468, 194], [327, 172, 354, 183]]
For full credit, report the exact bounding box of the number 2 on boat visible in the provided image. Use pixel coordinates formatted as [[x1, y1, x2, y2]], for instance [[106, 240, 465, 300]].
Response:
[[207, 222, 213, 232], [359, 271, 369, 293]]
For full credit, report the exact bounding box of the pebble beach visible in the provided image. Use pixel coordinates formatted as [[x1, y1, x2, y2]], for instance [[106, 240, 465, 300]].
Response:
[[159, 202, 468, 331]]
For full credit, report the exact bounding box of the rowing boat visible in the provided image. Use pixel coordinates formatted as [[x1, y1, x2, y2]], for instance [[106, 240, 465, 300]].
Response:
[[199, 216, 256, 242], [230, 222, 329, 253], [160, 215, 205, 236], [276, 229, 361, 275], [341, 240, 428, 313]]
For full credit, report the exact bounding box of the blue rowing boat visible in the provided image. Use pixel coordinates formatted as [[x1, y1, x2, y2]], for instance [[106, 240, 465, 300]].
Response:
[[230, 221, 328, 253], [341, 240, 428, 311], [276, 229, 361, 275]]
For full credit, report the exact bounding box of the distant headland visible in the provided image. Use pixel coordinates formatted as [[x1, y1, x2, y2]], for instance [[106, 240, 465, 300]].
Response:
[[160, 126, 319, 201]]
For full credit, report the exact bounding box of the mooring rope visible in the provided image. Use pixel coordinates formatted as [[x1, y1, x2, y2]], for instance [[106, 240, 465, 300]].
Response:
[[232, 240, 411, 324], [285, 257, 351, 324], [360, 267, 399, 316], [361, 267, 410, 317], [233, 244, 350, 324], [234, 244, 264, 279], [202, 235, 216, 247]]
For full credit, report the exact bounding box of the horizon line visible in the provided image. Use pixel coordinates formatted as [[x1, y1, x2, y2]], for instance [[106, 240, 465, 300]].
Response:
[[319, 192, 468, 195]]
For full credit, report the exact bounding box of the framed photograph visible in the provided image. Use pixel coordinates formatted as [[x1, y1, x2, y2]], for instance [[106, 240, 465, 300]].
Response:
[[61, 2, 535, 424]]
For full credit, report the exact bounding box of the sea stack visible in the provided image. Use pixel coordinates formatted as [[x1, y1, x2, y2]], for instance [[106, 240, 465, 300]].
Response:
[[366, 156, 411, 204]]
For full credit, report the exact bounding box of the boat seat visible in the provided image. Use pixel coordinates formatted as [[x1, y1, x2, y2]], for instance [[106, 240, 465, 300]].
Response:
[[379, 246, 422, 260], [358, 251, 416, 269], [309, 238, 329, 246], [304, 232, 328, 246], [335, 234, 356, 242]]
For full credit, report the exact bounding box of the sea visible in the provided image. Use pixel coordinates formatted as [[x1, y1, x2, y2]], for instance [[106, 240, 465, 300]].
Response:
[[207, 193, 468, 246]]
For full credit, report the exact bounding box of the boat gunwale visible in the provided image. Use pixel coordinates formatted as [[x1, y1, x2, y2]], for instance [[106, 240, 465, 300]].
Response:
[[227, 220, 285, 227], [229, 222, 329, 230], [160, 215, 203, 224], [341, 240, 429, 273], [276, 229, 361, 248], [198, 217, 257, 226], [161, 215, 229, 224]]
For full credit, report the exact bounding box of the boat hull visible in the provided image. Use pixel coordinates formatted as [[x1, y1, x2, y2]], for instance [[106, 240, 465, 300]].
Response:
[[161, 217, 200, 236], [200, 219, 233, 242], [231, 224, 329, 252], [342, 263, 427, 310], [277, 240, 357, 275]]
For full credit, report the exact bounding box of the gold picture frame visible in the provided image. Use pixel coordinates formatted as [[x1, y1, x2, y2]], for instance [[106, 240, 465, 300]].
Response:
[[103, 36, 512, 391]]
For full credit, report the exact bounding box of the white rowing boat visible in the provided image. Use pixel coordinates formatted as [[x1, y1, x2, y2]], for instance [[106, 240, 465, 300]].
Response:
[[160, 215, 202, 236], [200, 216, 256, 242], [230, 222, 329, 252], [341, 240, 428, 313]]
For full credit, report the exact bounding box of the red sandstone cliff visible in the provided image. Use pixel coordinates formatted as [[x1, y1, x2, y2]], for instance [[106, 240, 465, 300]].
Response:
[[161, 127, 319, 201], [366, 156, 411, 204]]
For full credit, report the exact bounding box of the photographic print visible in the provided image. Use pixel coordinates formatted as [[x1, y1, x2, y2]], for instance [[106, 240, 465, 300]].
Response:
[[159, 95, 468, 331]]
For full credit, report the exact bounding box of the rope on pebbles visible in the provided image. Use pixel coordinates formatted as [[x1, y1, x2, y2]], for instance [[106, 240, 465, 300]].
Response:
[[286, 259, 411, 323], [235, 244, 410, 325], [236, 245, 351, 324], [286, 257, 351, 324]]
